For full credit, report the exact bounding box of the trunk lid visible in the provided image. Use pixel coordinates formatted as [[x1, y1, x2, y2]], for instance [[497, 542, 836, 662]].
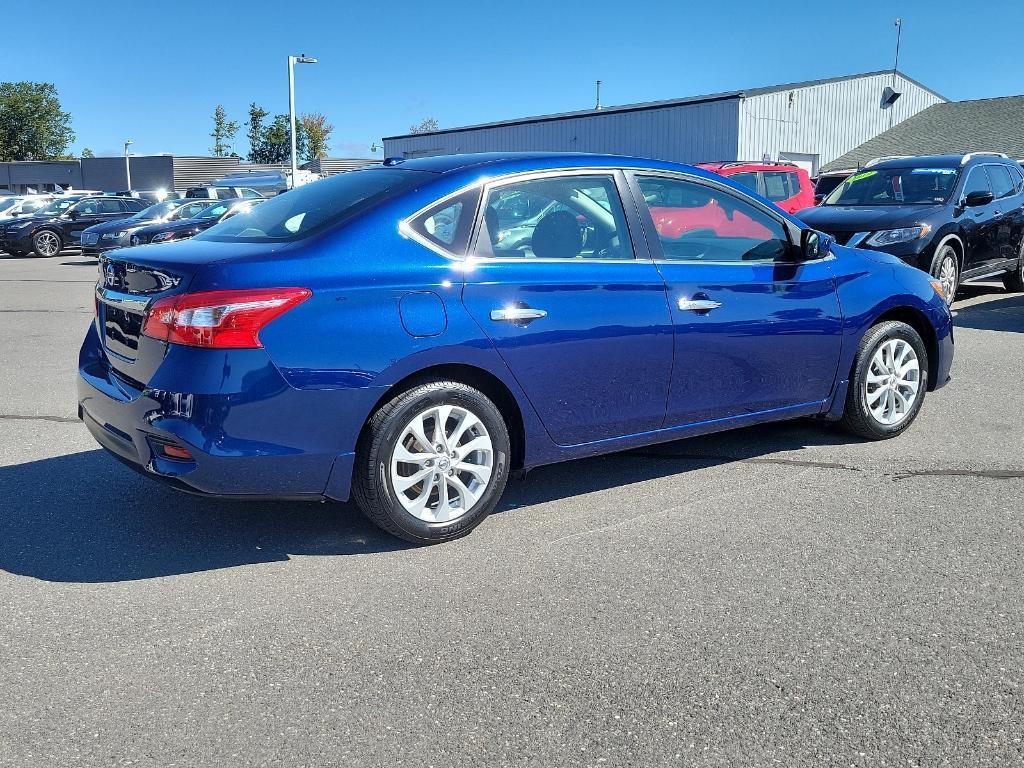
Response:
[[96, 240, 263, 385]]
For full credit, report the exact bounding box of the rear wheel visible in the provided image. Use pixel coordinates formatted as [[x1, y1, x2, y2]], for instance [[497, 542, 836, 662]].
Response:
[[1003, 240, 1024, 292], [840, 320, 928, 440], [929, 243, 959, 306], [32, 230, 62, 258], [353, 380, 510, 544]]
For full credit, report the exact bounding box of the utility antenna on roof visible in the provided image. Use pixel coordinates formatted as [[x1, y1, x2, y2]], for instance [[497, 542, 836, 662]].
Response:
[[595, 80, 602, 110]]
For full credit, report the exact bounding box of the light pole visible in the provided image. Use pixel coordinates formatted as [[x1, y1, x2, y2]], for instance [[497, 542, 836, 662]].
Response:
[[288, 54, 318, 189], [124, 139, 133, 191]]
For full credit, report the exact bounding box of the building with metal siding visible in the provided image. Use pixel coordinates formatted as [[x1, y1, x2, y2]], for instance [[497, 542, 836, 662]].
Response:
[[0, 155, 379, 194], [382, 71, 946, 175]]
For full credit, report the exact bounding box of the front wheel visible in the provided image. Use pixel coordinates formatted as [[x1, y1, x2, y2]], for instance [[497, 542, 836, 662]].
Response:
[[353, 380, 511, 544], [840, 320, 929, 440], [929, 244, 959, 306], [32, 230, 63, 258]]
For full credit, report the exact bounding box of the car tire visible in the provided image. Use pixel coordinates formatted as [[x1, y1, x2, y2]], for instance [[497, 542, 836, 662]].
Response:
[[353, 379, 511, 544], [928, 242, 959, 306], [31, 229, 63, 258], [840, 320, 929, 440], [1002, 241, 1024, 292]]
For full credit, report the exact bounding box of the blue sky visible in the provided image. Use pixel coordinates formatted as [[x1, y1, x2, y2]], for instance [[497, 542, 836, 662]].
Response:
[[4, 0, 1022, 159]]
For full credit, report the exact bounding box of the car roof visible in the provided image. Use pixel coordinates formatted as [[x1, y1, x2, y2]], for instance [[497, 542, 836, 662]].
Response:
[[696, 161, 802, 173], [383, 151, 715, 175]]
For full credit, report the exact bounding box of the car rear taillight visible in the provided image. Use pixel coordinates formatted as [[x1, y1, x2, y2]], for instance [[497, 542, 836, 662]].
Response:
[[142, 287, 311, 349]]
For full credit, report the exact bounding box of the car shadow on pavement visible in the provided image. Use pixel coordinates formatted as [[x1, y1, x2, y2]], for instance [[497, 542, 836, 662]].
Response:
[[0, 420, 855, 583], [952, 286, 1024, 333], [0, 449, 408, 583]]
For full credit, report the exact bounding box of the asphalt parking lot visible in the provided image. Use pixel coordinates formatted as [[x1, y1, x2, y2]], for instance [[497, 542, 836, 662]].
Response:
[[1, 251, 1022, 767]]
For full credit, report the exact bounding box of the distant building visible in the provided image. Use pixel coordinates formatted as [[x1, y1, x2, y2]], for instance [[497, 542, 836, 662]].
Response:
[[382, 71, 946, 175], [821, 95, 1024, 171], [0, 155, 379, 195]]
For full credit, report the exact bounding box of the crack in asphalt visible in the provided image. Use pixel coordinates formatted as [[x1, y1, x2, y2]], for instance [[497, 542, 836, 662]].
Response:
[[892, 468, 1024, 481], [633, 450, 1024, 482], [0, 413, 80, 424]]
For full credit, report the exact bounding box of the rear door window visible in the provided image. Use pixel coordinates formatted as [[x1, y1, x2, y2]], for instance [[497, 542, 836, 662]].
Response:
[[474, 174, 634, 260], [763, 171, 794, 201], [97, 199, 125, 214]]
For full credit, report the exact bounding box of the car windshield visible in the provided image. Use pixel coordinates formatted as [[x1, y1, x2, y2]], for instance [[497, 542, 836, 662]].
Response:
[[195, 202, 230, 220], [38, 198, 78, 216], [824, 167, 959, 206], [133, 200, 181, 220], [197, 168, 431, 243]]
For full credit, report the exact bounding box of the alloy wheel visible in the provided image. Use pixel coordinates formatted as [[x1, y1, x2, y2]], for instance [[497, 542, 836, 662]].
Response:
[[865, 338, 921, 426], [938, 252, 957, 305], [35, 231, 60, 257], [389, 404, 494, 523]]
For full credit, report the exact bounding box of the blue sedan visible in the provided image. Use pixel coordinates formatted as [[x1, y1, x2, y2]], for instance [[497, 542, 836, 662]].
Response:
[[78, 153, 954, 543]]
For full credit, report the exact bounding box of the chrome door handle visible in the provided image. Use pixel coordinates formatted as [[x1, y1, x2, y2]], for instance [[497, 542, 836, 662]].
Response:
[[490, 307, 548, 322], [678, 298, 722, 312]]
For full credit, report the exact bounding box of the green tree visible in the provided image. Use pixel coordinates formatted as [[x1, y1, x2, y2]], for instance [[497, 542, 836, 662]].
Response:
[[300, 112, 333, 161], [408, 117, 439, 134], [0, 82, 75, 161], [245, 103, 269, 162], [210, 104, 239, 156], [81, 147, 95, 158]]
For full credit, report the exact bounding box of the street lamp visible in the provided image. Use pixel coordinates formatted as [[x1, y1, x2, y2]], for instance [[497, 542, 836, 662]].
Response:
[[288, 54, 318, 189], [124, 139, 133, 191]]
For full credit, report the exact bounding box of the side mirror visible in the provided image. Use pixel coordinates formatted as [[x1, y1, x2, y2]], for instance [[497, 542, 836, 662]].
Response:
[[963, 190, 994, 208], [800, 229, 828, 260], [66, 208, 79, 220]]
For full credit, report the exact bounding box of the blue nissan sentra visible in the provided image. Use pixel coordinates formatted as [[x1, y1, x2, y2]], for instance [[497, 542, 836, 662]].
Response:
[[78, 153, 954, 544]]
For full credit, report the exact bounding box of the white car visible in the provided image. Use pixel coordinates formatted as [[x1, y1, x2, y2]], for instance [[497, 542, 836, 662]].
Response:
[[0, 195, 55, 221]]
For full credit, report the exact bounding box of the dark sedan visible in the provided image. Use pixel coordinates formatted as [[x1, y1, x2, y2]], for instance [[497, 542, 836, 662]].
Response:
[[0, 195, 146, 257], [129, 199, 261, 246], [81, 199, 221, 258]]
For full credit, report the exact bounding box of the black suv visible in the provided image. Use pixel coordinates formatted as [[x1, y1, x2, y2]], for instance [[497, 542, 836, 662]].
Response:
[[0, 195, 146, 257], [799, 153, 1024, 304]]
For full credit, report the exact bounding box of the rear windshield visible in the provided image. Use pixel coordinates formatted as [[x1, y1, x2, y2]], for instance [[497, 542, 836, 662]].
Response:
[[196, 168, 431, 243], [824, 167, 959, 206]]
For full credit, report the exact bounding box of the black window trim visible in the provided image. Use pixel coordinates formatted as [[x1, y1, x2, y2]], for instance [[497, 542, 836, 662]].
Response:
[[623, 169, 806, 265]]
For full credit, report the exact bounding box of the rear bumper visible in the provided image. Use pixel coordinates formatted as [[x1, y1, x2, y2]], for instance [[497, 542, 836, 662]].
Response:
[[77, 323, 383, 501]]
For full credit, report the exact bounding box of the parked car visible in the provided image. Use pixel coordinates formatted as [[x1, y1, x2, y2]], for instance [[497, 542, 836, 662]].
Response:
[[0, 195, 147, 256], [184, 185, 263, 200], [80, 153, 953, 544], [813, 168, 855, 204], [113, 189, 179, 204], [128, 199, 261, 245], [696, 161, 814, 214], [798, 152, 1024, 303], [0, 195, 54, 221], [81, 198, 223, 258]]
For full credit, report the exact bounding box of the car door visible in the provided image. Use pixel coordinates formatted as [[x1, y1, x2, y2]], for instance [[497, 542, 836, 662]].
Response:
[[958, 165, 1000, 272], [460, 170, 674, 446], [63, 198, 104, 243], [627, 171, 843, 427], [985, 164, 1022, 263]]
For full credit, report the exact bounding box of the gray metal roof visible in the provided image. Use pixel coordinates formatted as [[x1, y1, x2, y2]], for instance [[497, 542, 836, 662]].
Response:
[[821, 95, 1024, 172], [382, 70, 946, 141]]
